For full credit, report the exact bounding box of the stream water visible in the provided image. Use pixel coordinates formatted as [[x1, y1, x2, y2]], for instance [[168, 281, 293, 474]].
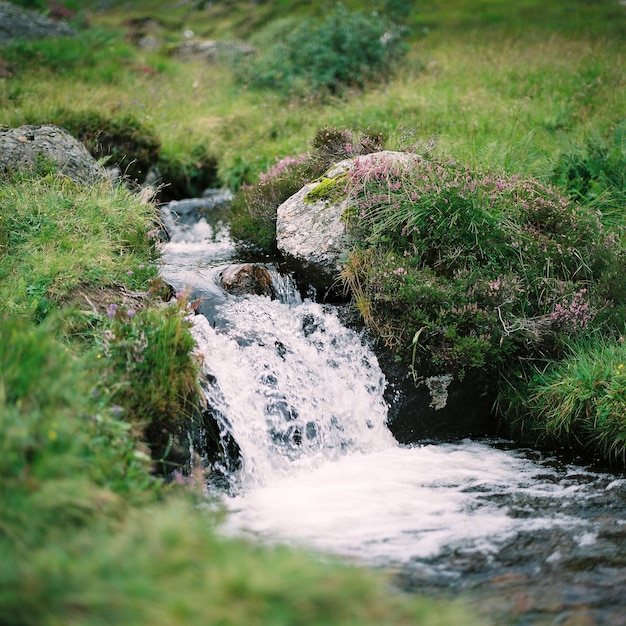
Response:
[[160, 195, 626, 625]]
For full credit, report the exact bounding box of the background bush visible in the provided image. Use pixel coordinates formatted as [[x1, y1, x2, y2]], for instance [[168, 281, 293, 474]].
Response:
[[237, 3, 406, 96]]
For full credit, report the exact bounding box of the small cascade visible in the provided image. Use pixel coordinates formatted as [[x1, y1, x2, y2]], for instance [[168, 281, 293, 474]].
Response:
[[191, 298, 395, 490]]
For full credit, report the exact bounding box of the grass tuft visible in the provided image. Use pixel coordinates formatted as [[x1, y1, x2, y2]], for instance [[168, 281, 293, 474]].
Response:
[[0, 172, 160, 320], [499, 334, 626, 464]]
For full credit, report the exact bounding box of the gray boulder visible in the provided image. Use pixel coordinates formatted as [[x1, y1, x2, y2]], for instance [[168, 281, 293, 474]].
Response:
[[0, 125, 108, 184], [276, 151, 418, 291], [169, 39, 255, 62], [0, 2, 75, 46]]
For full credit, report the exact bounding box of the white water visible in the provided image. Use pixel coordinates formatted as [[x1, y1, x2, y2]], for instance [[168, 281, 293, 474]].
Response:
[[160, 198, 619, 571], [190, 305, 605, 568]]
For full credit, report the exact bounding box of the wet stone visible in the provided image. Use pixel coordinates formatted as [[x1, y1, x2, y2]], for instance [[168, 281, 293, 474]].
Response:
[[219, 264, 275, 298]]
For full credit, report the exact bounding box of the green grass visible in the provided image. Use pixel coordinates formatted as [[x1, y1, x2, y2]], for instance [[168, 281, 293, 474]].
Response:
[[0, 172, 160, 320], [499, 334, 626, 465]]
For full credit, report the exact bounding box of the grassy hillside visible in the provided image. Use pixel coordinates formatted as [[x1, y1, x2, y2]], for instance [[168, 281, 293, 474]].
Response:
[[2, 1, 623, 188]]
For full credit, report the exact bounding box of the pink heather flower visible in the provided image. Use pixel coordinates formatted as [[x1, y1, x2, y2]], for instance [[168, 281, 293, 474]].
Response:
[[127, 308, 136, 318], [550, 288, 594, 331], [127, 270, 133, 276], [259, 154, 307, 182], [107, 303, 117, 318]]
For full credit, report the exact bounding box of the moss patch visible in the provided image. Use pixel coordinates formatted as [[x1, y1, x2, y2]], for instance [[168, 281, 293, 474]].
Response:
[[304, 172, 349, 204]]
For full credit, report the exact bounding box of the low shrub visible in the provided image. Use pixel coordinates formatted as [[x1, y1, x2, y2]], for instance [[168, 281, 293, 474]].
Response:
[[551, 120, 626, 228], [340, 154, 626, 379], [236, 3, 406, 97], [229, 153, 315, 252]]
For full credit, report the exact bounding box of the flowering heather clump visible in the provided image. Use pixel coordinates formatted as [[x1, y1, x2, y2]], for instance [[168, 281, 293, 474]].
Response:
[[341, 155, 625, 377], [550, 288, 594, 331], [258, 154, 309, 183]]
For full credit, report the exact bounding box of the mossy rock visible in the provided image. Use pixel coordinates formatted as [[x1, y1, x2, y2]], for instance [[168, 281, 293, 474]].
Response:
[[304, 172, 349, 204], [25, 109, 161, 183]]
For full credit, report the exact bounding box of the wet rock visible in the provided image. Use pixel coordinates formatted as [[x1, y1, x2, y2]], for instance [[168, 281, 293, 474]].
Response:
[[219, 263, 275, 298], [0, 1, 75, 45], [0, 125, 108, 185], [376, 349, 497, 441]]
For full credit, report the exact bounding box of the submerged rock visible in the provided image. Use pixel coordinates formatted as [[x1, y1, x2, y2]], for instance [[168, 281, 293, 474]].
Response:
[[219, 263, 275, 298]]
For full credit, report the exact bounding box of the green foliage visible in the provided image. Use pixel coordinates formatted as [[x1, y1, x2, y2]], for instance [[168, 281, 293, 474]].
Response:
[[0, 172, 160, 319], [341, 154, 626, 378], [97, 296, 202, 468], [237, 3, 406, 96], [229, 153, 314, 252], [551, 120, 626, 228], [380, 0, 418, 26], [499, 335, 626, 466], [0, 318, 160, 548]]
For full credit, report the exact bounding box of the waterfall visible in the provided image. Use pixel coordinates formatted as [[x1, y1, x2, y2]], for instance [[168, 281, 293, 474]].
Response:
[[191, 297, 396, 490]]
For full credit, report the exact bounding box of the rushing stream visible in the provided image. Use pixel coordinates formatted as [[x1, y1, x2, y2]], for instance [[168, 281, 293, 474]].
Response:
[[160, 195, 626, 625]]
